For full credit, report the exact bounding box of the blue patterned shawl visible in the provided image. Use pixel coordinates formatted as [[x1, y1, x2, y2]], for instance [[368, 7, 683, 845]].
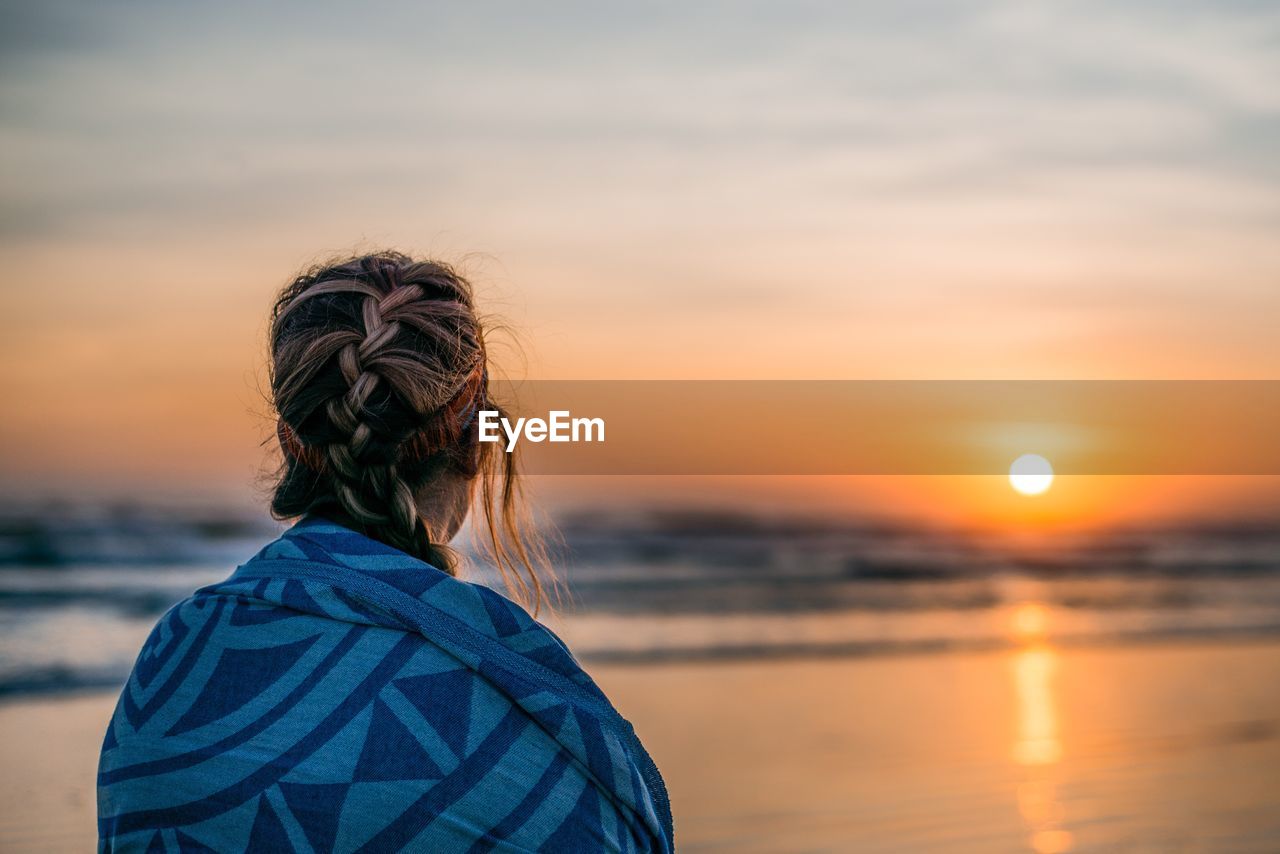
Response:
[[98, 515, 673, 852]]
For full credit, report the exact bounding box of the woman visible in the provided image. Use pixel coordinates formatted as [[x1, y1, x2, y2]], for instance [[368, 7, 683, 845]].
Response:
[[97, 252, 673, 852]]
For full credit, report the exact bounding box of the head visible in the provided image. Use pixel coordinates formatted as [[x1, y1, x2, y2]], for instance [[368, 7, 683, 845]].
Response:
[[267, 251, 550, 611]]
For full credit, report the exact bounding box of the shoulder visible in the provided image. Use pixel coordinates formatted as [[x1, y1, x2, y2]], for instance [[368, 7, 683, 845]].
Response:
[[366, 659, 651, 851]]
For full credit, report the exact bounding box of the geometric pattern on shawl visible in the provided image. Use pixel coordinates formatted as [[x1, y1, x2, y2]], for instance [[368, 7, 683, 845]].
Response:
[[98, 515, 673, 852]]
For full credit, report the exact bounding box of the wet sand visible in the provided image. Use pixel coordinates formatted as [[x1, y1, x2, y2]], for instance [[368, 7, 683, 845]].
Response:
[[3, 640, 1279, 852], [596, 640, 1280, 852], [0, 692, 106, 852]]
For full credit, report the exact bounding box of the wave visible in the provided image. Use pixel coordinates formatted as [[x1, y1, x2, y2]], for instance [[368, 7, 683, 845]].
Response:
[[2, 501, 1279, 701], [0, 502, 278, 567], [575, 623, 1280, 666]]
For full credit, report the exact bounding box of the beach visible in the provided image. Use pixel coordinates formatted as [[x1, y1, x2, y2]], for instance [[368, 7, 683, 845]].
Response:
[[4, 638, 1278, 853], [3, 0, 1278, 847], [599, 640, 1280, 852]]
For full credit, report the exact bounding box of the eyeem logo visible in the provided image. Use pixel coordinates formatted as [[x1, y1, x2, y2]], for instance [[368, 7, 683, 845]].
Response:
[[478, 410, 605, 452]]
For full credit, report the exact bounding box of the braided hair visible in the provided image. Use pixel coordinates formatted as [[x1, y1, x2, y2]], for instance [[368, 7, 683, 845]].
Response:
[[268, 251, 549, 609]]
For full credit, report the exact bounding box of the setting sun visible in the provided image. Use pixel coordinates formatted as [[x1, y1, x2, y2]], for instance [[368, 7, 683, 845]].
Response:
[[1010, 454, 1054, 496]]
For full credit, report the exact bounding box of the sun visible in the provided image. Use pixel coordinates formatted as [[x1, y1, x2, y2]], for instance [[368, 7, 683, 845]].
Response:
[[1009, 454, 1054, 496]]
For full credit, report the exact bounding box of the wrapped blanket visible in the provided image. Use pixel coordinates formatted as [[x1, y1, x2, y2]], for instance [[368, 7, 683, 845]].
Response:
[[98, 515, 673, 852]]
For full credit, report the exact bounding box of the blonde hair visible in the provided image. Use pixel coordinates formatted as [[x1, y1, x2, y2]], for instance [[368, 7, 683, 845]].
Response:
[[267, 251, 552, 612]]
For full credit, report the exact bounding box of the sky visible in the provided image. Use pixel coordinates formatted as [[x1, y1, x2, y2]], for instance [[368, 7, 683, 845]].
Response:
[[1, 0, 1278, 522]]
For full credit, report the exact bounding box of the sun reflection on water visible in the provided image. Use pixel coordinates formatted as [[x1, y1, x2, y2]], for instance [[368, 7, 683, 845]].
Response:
[[1011, 601, 1073, 853], [1012, 601, 1049, 641], [1014, 646, 1062, 766]]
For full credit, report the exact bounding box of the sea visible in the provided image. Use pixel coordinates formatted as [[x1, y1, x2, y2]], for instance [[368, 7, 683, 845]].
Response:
[[2, 501, 1279, 701]]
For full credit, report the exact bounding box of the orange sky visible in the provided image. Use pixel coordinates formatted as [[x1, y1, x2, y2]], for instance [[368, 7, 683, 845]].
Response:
[[1, 2, 1277, 527]]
